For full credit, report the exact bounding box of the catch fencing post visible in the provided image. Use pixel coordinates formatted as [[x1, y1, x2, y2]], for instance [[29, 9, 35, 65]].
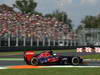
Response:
[[48, 39, 50, 46], [8, 37, 10, 47], [37, 39, 39, 47], [30, 37, 33, 46], [43, 39, 45, 46], [16, 37, 18, 47], [53, 40, 56, 46]]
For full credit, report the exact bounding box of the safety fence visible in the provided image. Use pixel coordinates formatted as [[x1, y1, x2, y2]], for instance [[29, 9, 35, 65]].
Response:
[[0, 28, 100, 51]]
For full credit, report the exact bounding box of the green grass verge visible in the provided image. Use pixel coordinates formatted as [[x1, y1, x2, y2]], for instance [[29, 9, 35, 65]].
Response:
[[34, 49, 76, 54], [0, 51, 23, 56], [83, 54, 100, 59], [0, 50, 100, 59], [0, 68, 100, 75], [0, 49, 76, 56]]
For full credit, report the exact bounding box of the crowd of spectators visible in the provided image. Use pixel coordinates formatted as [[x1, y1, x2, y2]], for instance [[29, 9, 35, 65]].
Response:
[[0, 4, 75, 41]]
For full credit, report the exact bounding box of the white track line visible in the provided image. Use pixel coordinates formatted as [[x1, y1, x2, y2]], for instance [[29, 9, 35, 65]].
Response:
[[0, 58, 24, 61], [0, 58, 100, 61], [0, 67, 7, 69], [1, 66, 100, 69], [43, 66, 100, 68]]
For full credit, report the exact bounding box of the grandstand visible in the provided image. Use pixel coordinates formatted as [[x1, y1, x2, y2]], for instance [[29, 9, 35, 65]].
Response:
[[0, 5, 75, 47], [0, 4, 100, 51]]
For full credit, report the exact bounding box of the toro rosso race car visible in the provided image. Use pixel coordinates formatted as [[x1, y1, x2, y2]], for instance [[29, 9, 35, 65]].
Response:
[[24, 50, 83, 66]]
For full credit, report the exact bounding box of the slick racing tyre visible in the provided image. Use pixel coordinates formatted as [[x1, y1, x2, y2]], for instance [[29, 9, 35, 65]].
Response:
[[31, 57, 39, 66], [72, 57, 80, 65]]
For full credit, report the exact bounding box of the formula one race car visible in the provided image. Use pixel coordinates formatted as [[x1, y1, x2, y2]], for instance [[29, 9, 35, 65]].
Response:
[[24, 50, 83, 66]]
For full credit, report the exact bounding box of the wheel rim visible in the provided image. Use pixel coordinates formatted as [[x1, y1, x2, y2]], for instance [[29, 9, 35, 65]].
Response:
[[31, 58, 38, 65], [72, 57, 79, 65]]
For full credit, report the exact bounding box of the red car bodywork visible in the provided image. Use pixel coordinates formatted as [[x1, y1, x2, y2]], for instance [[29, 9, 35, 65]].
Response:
[[24, 51, 59, 64], [24, 50, 83, 65], [24, 51, 35, 63]]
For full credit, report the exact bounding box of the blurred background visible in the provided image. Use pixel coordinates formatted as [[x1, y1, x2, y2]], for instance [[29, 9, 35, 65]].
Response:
[[0, 0, 100, 51]]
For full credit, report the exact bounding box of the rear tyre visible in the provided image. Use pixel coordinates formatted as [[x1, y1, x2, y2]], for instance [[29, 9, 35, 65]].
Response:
[[72, 57, 80, 65], [31, 57, 39, 66]]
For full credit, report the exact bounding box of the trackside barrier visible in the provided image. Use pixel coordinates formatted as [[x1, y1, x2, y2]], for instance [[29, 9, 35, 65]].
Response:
[[77, 47, 100, 53], [0, 46, 78, 52], [0, 46, 100, 52]]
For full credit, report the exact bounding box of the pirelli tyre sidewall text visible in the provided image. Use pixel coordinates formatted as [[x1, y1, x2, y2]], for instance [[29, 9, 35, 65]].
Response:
[[71, 57, 80, 65], [31, 57, 39, 66]]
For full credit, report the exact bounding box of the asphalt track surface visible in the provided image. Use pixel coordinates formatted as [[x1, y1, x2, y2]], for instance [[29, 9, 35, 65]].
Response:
[[0, 52, 100, 67]]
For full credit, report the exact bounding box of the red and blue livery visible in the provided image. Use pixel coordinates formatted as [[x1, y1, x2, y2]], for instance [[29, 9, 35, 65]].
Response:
[[24, 50, 83, 66]]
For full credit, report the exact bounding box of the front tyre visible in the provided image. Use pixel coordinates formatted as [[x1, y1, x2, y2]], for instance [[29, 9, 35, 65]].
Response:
[[31, 57, 39, 66], [72, 57, 80, 65]]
